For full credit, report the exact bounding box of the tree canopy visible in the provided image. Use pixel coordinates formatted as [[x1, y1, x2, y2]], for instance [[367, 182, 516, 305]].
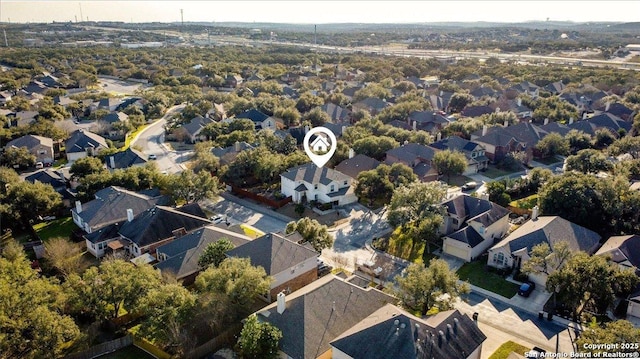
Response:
[[432, 149, 467, 183], [237, 314, 283, 359], [285, 217, 333, 251], [198, 239, 235, 268]]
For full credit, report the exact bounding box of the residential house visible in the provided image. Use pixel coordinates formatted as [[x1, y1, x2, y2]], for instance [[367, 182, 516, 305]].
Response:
[[321, 103, 352, 124], [98, 111, 129, 140], [543, 81, 566, 95], [180, 115, 215, 143], [429, 136, 489, 175], [334, 153, 381, 180], [115, 205, 211, 259], [429, 91, 453, 112], [470, 86, 501, 100], [571, 113, 632, 137], [506, 81, 540, 98], [597, 102, 636, 122], [330, 304, 486, 359], [440, 194, 510, 262], [594, 235, 640, 321], [0, 91, 12, 105], [470, 122, 548, 163], [154, 225, 251, 285], [23, 80, 48, 95], [352, 97, 390, 116], [461, 105, 494, 118], [385, 143, 440, 182], [211, 141, 255, 166], [227, 232, 319, 301], [487, 210, 601, 286], [64, 129, 108, 163], [407, 110, 451, 133], [256, 274, 395, 359], [225, 74, 243, 88], [5, 134, 55, 165], [93, 98, 123, 112], [280, 163, 357, 205], [72, 186, 164, 235], [6, 111, 38, 127], [235, 108, 277, 131], [106, 147, 148, 170], [25, 168, 76, 207]]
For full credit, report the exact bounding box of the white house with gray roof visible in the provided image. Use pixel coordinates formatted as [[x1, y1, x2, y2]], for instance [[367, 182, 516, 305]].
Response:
[[488, 211, 601, 286], [280, 163, 357, 205], [65, 129, 108, 163]]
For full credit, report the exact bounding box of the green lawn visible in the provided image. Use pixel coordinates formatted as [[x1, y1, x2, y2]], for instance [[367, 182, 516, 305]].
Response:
[[33, 217, 77, 241], [535, 155, 561, 165], [456, 261, 520, 298], [97, 345, 155, 359], [447, 174, 475, 187], [482, 167, 514, 179], [488, 341, 530, 359]]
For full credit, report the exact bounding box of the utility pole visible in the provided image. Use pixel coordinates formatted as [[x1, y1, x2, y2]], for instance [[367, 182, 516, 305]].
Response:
[[79, 2, 83, 23], [180, 9, 184, 31], [3, 29, 8, 47]]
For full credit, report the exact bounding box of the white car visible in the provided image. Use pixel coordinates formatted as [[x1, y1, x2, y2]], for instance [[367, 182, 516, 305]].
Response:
[[148, 154, 157, 160], [211, 215, 224, 224]]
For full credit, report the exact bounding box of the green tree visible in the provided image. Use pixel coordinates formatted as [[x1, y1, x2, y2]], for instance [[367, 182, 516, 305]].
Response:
[[295, 92, 324, 113], [1, 146, 36, 168], [139, 284, 198, 356], [198, 238, 235, 268], [565, 129, 592, 154], [65, 258, 161, 320], [546, 252, 638, 318], [0, 240, 80, 359], [576, 320, 640, 355], [486, 181, 511, 207], [535, 133, 569, 158], [564, 149, 612, 174], [608, 136, 640, 158], [521, 241, 572, 276], [195, 257, 272, 310], [302, 106, 331, 127], [168, 170, 221, 204], [387, 181, 446, 228], [448, 92, 474, 113], [237, 314, 282, 359], [432, 149, 467, 183], [394, 260, 469, 316], [44, 237, 89, 277], [352, 135, 399, 160], [355, 163, 417, 206], [70, 156, 106, 179], [285, 217, 333, 251], [2, 181, 62, 226], [593, 128, 616, 149]]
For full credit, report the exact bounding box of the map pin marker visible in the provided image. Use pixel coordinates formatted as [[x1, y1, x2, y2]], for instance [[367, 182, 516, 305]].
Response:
[[303, 126, 337, 168]]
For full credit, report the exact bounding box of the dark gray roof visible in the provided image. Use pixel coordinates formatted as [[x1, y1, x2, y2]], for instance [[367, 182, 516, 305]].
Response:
[[429, 136, 484, 158], [227, 232, 318, 276], [321, 103, 351, 122], [461, 105, 494, 118], [182, 115, 214, 137], [119, 205, 211, 248], [330, 304, 486, 359], [294, 183, 309, 192], [281, 163, 352, 186], [74, 186, 163, 231], [211, 142, 254, 165], [446, 225, 487, 248], [65, 129, 108, 154], [6, 134, 53, 150], [236, 108, 270, 123], [385, 143, 437, 165], [85, 222, 122, 244], [102, 112, 128, 124], [491, 216, 601, 255], [107, 148, 147, 169], [334, 154, 381, 179], [257, 275, 395, 359], [443, 194, 509, 225], [355, 97, 389, 112], [25, 169, 66, 189], [595, 235, 640, 270], [155, 225, 250, 279], [408, 110, 450, 125]]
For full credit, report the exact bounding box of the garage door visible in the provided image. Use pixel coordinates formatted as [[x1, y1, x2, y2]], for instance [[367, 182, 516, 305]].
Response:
[[444, 242, 469, 261]]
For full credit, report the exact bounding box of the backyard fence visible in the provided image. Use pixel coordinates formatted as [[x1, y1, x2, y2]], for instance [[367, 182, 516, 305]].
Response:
[[64, 335, 133, 359], [184, 323, 243, 359], [231, 185, 292, 209]]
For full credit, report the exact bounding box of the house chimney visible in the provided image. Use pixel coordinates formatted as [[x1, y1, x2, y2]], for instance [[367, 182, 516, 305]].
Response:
[[453, 318, 459, 334], [126, 208, 134, 222], [109, 156, 115, 169], [569, 117, 575, 124], [304, 125, 310, 134], [605, 101, 611, 112], [582, 112, 588, 120], [348, 148, 355, 159], [341, 125, 347, 135], [517, 97, 522, 107], [75, 200, 82, 213], [544, 118, 549, 125], [234, 141, 240, 152], [412, 121, 417, 131], [436, 132, 442, 141], [504, 120, 509, 127], [440, 90, 443, 96], [277, 291, 286, 314], [482, 125, 488, 136], [532, 205, 539, 220]]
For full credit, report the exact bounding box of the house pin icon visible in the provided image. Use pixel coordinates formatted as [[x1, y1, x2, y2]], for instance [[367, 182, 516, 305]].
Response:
[[303, 126, 337, 168]]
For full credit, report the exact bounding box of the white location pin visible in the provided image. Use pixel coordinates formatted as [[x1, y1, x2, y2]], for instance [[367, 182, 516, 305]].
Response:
[[303, 126, 337, 168]]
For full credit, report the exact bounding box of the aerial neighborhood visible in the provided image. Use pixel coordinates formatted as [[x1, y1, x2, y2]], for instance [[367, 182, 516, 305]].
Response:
[[2, 14, 640, 359]]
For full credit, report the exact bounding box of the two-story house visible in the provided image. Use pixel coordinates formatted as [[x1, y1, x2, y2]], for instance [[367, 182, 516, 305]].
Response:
[[235, 108, 277, 131], [429, 136, 489, 175], [5, 134, 55, 165], [280, 163, 357, 205], [227, 232, 319, 301], [64, 129, 108, 163], [441, 194, 510, 262], [385, 143, 440, 182]]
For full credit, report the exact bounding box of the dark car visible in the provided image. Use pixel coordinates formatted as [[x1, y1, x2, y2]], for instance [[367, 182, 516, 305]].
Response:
[[518, 282, 536, 297]]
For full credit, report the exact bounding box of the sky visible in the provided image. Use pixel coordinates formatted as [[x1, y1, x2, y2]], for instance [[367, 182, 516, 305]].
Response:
[[0, 1, 639, 24]]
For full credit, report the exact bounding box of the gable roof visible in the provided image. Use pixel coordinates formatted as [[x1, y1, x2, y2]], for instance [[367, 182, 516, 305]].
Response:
[[281, 163, 352, 185], [106, 148, 147, 169], [490, 216, 601, 255], [443, 194, 507, 222], [182, 115, 214, 137], [461, 105, 494, 118], [119, 205, 211, 248], [595, 235, 640, 270], [236, 108, 270, 123], [385, 143, 437, 165], [74, 186, 164, 231], [155, 225, 251, 279], [65, 129, 108, 154], [6, 134, 53, 150], [354, 97, 390, 112], [330, 304, 486, 359], [211, 141, 255, 165], [102, 112, 128, 124], [321, 103, 351, 122], [257, 275, 394, 359], [25, 169, 66, 189], [334, 154, 381, 179], [430, 136, 485, 158], [226, 232, 317, 275]]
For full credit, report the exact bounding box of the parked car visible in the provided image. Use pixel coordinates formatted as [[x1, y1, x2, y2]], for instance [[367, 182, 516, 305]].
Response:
[[461, 181, 477, 191], [210, 215, 224, 224], [148, 154, 157, 160], [35, 162, 44, 169], [518, 282, 536, 297]]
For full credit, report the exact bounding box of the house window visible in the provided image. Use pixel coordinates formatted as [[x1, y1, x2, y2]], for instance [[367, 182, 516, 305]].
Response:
[[314, 194, 318, 200], [493, 252, 507, 266], [314, 184, 318, 190], [330, 184, 335, 192], [452, 218, 458, 225], [38, 150, 46, 155], [343, 180, 348, 185]]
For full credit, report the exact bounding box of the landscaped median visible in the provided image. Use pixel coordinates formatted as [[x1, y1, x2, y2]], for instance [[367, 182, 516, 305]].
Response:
[[456, 260, 520, 298]]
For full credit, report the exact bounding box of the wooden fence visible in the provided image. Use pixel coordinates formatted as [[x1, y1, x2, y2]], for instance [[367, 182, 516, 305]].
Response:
[[184, 323, 243, 359], [231, 186, 292, 209], [65, 335, 133, 359]]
